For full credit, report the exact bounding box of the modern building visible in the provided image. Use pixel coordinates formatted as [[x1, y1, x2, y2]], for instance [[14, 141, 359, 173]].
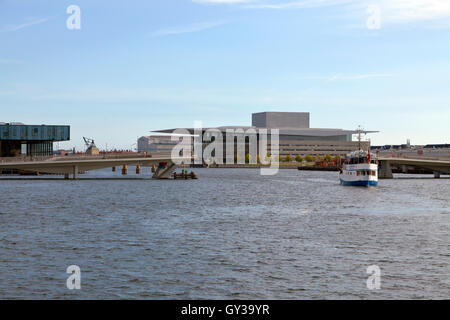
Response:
[[0, 122, 70, 157], [138, 135, 182, 154], [147, 112, 375, 161]]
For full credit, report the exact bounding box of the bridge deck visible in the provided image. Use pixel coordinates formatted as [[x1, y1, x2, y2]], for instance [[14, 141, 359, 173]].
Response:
[[378, 157, 450, 178], [0, 157, 190, 178]]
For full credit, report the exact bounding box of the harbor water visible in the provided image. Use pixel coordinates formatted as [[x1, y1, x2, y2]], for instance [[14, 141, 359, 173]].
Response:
[[0, 168, 449, 299]]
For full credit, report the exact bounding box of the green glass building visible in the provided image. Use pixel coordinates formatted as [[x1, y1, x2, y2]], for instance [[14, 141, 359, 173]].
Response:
[[0, 122, 70, 157]]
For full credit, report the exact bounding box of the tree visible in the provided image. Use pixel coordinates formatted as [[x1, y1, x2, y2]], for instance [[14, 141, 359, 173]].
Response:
[[325, 154, 333, 162], [285, 155, 293, 162], [245, 153, 251, 163], [295, 155, 303, 163], [305, 154, 313, 162], [277, 155, 283, 162], [257, 155, 261, 164], [334, 155, 342, 166]]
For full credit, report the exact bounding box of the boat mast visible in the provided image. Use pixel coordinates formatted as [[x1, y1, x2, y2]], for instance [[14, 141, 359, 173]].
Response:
[[357, 125, 363, 151]]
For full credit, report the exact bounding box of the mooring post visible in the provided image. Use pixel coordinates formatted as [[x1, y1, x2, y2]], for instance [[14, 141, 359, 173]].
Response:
[[73, 165, 79, 180], [434, 171, 441, 179]]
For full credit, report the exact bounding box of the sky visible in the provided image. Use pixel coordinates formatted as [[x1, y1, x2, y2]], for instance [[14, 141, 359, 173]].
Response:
[[1, 0, 450, 150]]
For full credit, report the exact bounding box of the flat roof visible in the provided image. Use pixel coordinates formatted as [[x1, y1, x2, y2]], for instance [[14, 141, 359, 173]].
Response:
[[153, 127, 378, 137]]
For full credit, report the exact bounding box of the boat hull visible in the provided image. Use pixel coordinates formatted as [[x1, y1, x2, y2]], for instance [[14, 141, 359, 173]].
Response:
[[339, 162, 379, 187], [340, 179, 378, 187]]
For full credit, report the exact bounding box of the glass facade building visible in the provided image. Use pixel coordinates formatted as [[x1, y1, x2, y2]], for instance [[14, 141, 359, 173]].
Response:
[[0, 123, 70, 157]]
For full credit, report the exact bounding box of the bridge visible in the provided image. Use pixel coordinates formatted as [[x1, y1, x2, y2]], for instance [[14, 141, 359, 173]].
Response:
[[378, 157, 450, 179], [0, 157, 190, 180]]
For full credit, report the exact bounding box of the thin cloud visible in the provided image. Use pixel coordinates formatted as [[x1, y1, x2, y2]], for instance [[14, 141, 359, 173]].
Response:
[[381, 0, 450, 23], [299, 73, 397, 81], [0, 91, 16, 95], [0, 58, 23, 64], [194, 0, 450, 25], [150, 20, 227, 37], [193, 0, 353, 8], [1, 17, 48, 32], [245, 0, 352, 9], [193, 0, 255, 3]]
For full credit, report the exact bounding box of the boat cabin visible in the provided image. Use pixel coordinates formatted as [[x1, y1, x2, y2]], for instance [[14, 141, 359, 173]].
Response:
[[344, 151, 378, 165]]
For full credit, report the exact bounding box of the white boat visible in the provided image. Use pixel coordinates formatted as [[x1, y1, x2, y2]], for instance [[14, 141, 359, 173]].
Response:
[[339, 126, 378, 187], [339, 150, 378, 187]]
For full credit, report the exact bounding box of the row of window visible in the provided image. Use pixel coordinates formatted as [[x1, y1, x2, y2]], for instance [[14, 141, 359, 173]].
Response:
[[278, 143, 366, 147], [1, 126, 67, 140], [346, 170, 376, 176], [358, 171, 376, 176], [282, 149, 357, 152]]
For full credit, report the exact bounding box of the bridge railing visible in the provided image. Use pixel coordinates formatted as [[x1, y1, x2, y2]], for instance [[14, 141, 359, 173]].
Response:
[[0, 156, 55, 163], [0, 152, 154, 164]]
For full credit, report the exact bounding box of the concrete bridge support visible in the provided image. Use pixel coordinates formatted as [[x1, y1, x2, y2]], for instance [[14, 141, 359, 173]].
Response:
[[152, 161, 178, 179], [379, 161, 393, 179], [434, 171, 441, 179], [73, 165, 79, 180]]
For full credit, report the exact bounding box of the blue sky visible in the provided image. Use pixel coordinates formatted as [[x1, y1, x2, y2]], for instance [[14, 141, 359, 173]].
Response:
[[1, 0, 450, 150]]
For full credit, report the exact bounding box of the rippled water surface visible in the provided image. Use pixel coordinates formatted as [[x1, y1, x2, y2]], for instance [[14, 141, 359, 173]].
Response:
[[0, 168, 449, 299]]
